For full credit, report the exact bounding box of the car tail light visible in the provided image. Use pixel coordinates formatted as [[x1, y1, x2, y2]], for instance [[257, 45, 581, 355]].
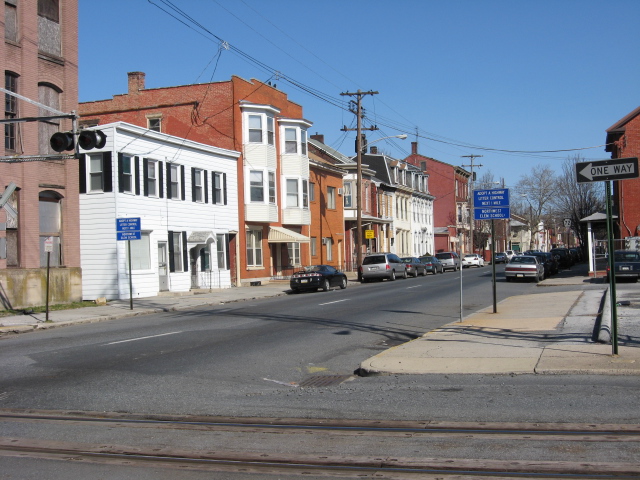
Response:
[[386, 264, 390, 270]]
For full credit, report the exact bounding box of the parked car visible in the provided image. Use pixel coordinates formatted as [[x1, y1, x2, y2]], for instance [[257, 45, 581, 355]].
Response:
[[550, 248, 574, 269], [360, 252, 407, 282], [462, 253, 485, 268], [606, 250, 640, 282], [505, 255, 545, 282], [290, 265, 348, 293], [420, 256, 445, 274], [493, 252, 508, 264], [435, 251, 461, 272], [505, 250, 516, 260], [401, 257, 427, 277], [525, 251, 558, 278]]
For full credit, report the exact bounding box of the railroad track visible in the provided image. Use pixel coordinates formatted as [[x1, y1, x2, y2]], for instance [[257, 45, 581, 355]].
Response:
[[2, 409, 640, 478]]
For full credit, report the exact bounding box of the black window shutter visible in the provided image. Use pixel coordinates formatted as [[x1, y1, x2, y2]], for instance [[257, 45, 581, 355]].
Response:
[[204, 170, 209, 203], [143, 159, 149, 197], [182, 231, 188, 272], [166, 163, 171, 198], [117, 153, 124, 193], [191, 167, 196, 202], [158, 161, 164, 198], [223, 173, 227, 205], [180, 165, 186, 201], [103, 152, 113, 193], [79, 154, 86, 194], [135, 156, 140, 195], [168, 231, 175, 272]]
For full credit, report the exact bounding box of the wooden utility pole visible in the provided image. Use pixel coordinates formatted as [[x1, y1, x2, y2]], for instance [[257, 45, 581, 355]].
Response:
[[341, 90, 378, 278]]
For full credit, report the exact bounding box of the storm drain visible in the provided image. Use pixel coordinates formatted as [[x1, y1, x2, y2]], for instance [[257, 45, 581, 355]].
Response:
[[298, 375, 353, 388]]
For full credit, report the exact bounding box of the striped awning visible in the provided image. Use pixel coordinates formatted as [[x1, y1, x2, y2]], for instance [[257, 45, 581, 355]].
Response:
[[267, 226, 310, 243]]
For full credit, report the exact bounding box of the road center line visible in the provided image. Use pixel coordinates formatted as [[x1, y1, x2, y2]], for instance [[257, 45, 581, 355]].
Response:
[[318, 299, 349, 306], [407, 285, 423, 289], [104, 331, 182, 346]]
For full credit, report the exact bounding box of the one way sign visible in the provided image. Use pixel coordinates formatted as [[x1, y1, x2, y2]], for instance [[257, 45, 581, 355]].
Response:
[[576, 157, 638, 183]]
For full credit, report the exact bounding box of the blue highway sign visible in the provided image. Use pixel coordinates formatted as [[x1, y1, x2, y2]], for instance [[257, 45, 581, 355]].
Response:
[[116, 217, 141, 232], [475, 207, 510, 220]]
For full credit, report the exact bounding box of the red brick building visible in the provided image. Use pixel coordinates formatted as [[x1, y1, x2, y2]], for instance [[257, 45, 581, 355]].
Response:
[[80, 73, 313, 285], [404, 142, 471, 253], [1, 0, 80, 309], [606, 106, 640, 238]]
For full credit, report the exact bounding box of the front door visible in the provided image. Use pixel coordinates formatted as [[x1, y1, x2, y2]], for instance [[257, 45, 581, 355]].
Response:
[[158, 242, 169, 291]]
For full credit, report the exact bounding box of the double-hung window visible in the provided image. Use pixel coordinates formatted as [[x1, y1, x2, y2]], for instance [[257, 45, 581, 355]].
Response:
[[287, 242, 301, 266], [286, 179, 299, 207], [120, 155, 133, 193], [267, 117, 274, 145], [302, 180, 308, 208], [284, 128, 297, 154], [216, 234, 227, 269], [327, 186, 336, 209], [144, 159, 158, 197], [343, 182, 352, 208], [170, 231, 184, 272], [5, 72, 18, 152], [250, 170, 264, 202], [89, 153, 104, 192], [268, 172, 276, 204], [127, 232, 151, 270], [246, 229, 263, 267], [213, 172, 226, 205], [169, 164, 180, 199], [248, 115, 262, 143], [193, 168, 203, 203]]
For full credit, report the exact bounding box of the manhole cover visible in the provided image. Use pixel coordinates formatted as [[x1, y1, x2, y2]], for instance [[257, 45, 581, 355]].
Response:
[[298, 375, 353, 388]]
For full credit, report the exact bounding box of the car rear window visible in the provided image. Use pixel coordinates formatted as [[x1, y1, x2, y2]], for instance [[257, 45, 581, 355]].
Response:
[[615, 252, 640, 261], [511, 257, 535, 264], [435, 253, 450, 260], [363, 255, 386, 265]]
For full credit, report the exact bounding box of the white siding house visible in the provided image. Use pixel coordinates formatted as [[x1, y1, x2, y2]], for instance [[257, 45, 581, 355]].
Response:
[[79, 122, 240, 300]]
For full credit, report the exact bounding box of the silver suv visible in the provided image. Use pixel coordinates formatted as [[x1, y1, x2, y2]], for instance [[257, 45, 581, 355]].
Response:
[[360, 253, 407, 282], [435, 251, 461, 272]]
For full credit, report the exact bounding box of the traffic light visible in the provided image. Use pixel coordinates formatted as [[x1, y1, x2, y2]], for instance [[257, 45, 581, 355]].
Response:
[[49, 130, 106, 152]]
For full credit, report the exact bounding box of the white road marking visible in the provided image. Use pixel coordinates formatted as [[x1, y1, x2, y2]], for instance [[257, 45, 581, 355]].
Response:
[[407, 285, 423, 289], [317, 299, 349, 306], [104, 331, 182, 345]]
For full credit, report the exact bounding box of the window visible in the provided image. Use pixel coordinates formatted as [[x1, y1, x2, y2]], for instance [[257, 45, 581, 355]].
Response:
[[284, 127, 297, 153], [248, 115, 262, 143], [301, 130, 307, 155], [89, 153, 104, 192], [286, 179, 299, 207], [38, 0, 60, 56], [302, 180, 308, 208], [169, 231, 186, 272], [250, 170, 264, 202], [192, 168, 203, 203], [267, 117, 274, 145], [38, 83, 61, 154], [144, 159, 159, 197], [268, 171, 276, 204], [287, 242, 301, 266], [343, 182, 352, 208], [327, 186, 336, 209], [216, 234, 227, 269], [325, 237, 333, 261], [5, 0, 17, 42], [169, 164, 180, 199], [5, 72, 18, 151], [119, 155, 133, 193], [148, 117, 161, 132], [309, 182, 316, 202], [246, 229, 263, 267], [39, 191, 62, 267], [213, 172, 226, 205], [311, 237, 317, 256], [126, 232, 151, 270]]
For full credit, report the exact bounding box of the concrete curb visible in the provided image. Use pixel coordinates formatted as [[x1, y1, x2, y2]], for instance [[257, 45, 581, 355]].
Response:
[[598, 287, 612, 344]]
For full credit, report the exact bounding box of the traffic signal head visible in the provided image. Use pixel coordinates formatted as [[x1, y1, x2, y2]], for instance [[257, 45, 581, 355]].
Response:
[[49, 132, 75, 152], [78, 130, 106, 150]]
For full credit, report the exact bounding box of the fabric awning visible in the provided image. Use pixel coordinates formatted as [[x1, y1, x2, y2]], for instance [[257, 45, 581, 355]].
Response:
[[267, 226, 310, 243]]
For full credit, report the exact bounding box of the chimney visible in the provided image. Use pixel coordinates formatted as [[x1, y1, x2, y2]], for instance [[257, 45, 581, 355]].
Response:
[[370, 146, 378, 154], [310, 133, 324, 144], [411, 141, 418, 155], [128, 72, 146, 94]]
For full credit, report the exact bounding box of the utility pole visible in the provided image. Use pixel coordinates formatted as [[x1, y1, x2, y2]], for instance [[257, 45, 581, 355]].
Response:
[[461, 154, 482, 254], [341, 90, 378, 279]]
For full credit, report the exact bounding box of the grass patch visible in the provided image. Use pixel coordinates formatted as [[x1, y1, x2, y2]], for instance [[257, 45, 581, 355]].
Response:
[[0, 301, 99, 317]]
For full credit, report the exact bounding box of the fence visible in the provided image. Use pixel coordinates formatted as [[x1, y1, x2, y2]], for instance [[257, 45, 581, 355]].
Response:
[[191, 269, 229, 289]]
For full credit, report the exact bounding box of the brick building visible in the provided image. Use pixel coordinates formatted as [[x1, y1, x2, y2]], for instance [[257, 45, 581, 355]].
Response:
[[1, 0, 80, 309], [404, 142, 470, 253], [606, 106, 640, 238], [80, 72, 313, 285]]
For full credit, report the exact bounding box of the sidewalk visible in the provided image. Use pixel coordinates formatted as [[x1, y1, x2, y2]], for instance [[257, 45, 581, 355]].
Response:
[[2, 266, 639, 376]]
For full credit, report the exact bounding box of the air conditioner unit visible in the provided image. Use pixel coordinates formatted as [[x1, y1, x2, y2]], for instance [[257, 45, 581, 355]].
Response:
[[338, 188, 344, 195], [321, 238, 329, 245]]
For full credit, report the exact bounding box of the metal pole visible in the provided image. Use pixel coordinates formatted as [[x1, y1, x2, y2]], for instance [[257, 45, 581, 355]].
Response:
[[491, 219, 497, 313], [45, 251, 51, 322], [459, 233, 463, 322], [128, 240, 133, 310], [605, 181, 618, 355]]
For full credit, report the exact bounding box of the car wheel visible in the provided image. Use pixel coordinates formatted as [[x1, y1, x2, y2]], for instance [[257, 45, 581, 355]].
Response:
[[389, 270, 396, 281], [422, 268, 427, 276], [413, 270, 418, 278], [402, 269, 408, 279], [340, 277, 347, 289], [322, 279, 330, 291]]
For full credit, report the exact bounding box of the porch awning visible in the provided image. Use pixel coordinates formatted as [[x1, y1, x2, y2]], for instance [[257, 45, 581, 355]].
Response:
[[267, 226, 310, 243], [187, 231, 215, 245]]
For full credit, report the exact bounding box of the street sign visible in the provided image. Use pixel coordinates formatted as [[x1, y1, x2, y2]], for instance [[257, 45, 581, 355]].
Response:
[[475, 207, 511, 220], [473, 188, 510, 220], [116, 217, 141, 241], [117, 230, 141, 241], [44, 236, 54, 252], [364, 229, 374, 239], [576, 157, 639, 183]]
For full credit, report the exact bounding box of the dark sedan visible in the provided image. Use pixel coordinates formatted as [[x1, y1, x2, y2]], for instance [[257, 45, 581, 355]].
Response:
[[493, 252, 508, 264], [401, 257, 428, 277], [606, 250, 640, 282], [526, 251, 558, 278], [290, 265, 348, 293], [419, 256, 445, 274]]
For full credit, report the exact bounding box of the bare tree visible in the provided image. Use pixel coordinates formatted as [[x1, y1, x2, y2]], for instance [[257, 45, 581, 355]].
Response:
[[516, 165, 558, 249], [551, 155, 605, 254]]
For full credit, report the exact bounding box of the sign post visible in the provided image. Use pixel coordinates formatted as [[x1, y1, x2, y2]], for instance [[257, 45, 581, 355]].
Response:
[[576, 158, 639, 355], [474, 188, 511, 313], [44, 236, 53, 321], [116, 218, 141, 310]]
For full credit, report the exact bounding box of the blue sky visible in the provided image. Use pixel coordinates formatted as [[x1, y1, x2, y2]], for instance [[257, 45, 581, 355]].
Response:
[[79, 0, 640, 188]]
